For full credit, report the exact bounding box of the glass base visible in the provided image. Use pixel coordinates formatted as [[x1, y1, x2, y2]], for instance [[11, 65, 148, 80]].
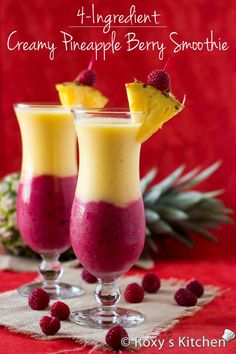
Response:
[[71, 306, 144, 329], [18, 281, 85, 299]]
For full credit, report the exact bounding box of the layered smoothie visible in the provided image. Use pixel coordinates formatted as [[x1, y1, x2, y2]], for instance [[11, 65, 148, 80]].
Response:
[[70, 117, 145, 279], [15, 106, 77, 254]]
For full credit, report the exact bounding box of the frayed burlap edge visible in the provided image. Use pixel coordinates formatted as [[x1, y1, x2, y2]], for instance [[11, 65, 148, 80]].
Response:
[[0, 276, 227, 353]]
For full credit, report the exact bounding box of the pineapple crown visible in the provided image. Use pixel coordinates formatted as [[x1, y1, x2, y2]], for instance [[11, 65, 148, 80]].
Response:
[[141, 161, 233, 253]]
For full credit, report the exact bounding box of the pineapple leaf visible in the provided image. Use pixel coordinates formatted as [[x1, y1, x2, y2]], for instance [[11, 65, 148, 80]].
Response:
[[180, 221, 218, 242], [156, 206, 189, 221], [161, 191, 202, 209], [145, 209, 160, 223], [150, 219, 174, 234], [168, 232, 194, 248], [146, 238, 159, 253], [140, 168, 157, 193], [161, 190, 224, 210], [149, 220, 193, 248], [144, 165, 185, 206], [179, 161, 222, 189], [176, 166, 201, 185]]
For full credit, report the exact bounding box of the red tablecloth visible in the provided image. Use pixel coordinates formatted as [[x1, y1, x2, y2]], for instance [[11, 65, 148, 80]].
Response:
[[1, 258, 236, 354]]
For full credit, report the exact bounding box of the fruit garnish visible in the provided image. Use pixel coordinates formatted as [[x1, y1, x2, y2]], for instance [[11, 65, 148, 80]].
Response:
[[124, 282, 144, 303], [174, 288, 197, 306], [50, 301, 70, 320], [39, 316, 61, 335], [74, 68, 96, 86], [126, 69, 184, 143], [56, 58, 108, 108], [105, 325, 128, 350], [147, 69, 170, 92], [28, 288, 50, 310], [186, 280, 204, 298], [142, 273, 161, 293]]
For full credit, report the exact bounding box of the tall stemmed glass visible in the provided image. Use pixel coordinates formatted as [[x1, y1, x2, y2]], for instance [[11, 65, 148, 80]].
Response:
[[14, 104, 84, 299], [70, 109, 145, 328]]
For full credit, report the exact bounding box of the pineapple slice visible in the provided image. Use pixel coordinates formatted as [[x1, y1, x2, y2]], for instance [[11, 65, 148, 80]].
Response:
[[126, 81, 184, 143], [56, 82, 108, 108]]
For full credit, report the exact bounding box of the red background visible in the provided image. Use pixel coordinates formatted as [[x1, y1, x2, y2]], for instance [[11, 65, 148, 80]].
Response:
[[1, 0, 236, 259]]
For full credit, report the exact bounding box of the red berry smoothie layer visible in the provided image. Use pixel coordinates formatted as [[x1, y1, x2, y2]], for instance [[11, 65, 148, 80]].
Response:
[[70, 198, 145, 279], [17, 175, 77, 254]]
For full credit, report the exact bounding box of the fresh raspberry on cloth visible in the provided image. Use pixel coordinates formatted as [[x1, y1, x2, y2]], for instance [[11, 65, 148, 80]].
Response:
[[124, 282, 144, 303], [174, 288, 197, 306], [28, 288, 50, 310], [39, 316, 60, 335], [50, 301, 70, 320], [142, 273, 161, 293], [186, 280, 204, 298], [105, 325, 128, 350]]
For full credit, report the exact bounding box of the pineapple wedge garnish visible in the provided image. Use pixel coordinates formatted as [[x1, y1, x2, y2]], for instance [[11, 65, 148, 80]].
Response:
[[56, 82, 108, 108], [126, 81, 184, 143]]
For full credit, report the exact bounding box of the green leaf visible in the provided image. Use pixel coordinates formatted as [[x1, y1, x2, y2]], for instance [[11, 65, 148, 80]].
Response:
[[146, 238, 159, 253], [150, 220, 174, 234], [181, 221, 218, 242], [140, 168, 157, 193], [146, 227, 152, 236], [149, 220, 193, 247], [145, 209, 160, 223], [144, 165, 185, 206], [180, 161, 222, 189], [162, 191, 203, 209], [156, 206, 189, 220], [177, 166, 201, 185]]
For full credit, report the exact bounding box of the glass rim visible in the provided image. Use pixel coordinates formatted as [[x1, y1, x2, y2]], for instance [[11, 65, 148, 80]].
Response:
[[14, 104, 142, 116], [14, 103, 69, 111], [72, 108, 144, 119]]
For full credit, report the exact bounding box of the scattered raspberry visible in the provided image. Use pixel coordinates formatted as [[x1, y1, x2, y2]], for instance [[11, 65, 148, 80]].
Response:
[[124, 282, 144, 303], [74, 69, 96, 86], [40, 316, 61, 335], [147, 69, 170, 92], [186, 280, 204, 298], [50, 301, 70, 320], [81, 269, 97, 283], [105, 325, 128, 350], [28, 288, 50, 310], [142, 273, 161, 293], [174, 288, 197, 307]]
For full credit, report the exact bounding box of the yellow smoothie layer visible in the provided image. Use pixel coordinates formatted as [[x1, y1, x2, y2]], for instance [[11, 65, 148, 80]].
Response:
[[15, 108, 78, 177], [75, 118, 141, 206]]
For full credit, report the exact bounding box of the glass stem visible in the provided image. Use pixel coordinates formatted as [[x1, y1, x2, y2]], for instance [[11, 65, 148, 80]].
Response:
[[94, 279, 121, 318], [39, 253, 62, 294]]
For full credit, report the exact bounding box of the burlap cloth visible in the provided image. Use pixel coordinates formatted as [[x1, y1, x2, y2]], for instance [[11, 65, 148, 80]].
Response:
[[0, 266, 222, 352]]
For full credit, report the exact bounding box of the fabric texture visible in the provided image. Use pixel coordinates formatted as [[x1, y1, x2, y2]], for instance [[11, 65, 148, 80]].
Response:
[[0, 268, 222, 351]]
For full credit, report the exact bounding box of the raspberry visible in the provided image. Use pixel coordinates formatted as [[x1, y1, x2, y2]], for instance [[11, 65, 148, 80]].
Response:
[[105, 325, 128, 350], [50, 301, 70, 320], [39, 316, 60, 335], [147, 69, 170, 92], [174, 288, 197, 307], [74, 69, 96, 86], [28, 288, 50, 310], [142, 273, 161, 293], [186, 280, 204, 298], [81, 269, 97, 283], [124, 282, 144, 303]]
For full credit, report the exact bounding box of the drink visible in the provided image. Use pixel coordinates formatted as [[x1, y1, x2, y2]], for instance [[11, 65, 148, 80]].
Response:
[[70, 111, 145, 328], [15, 104, 84, 298]]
